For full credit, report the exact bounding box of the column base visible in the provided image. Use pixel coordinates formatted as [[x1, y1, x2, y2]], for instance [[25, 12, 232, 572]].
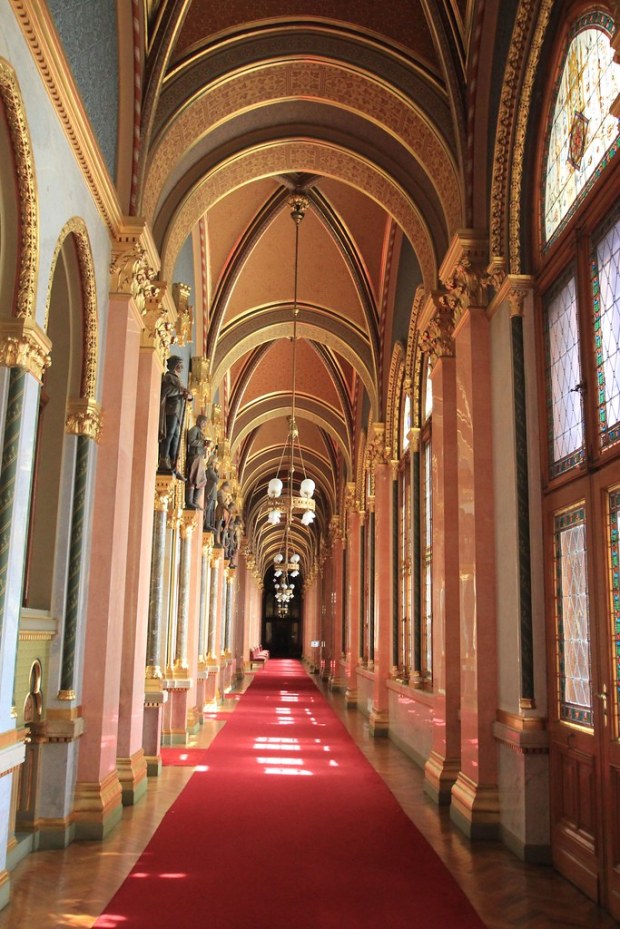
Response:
[[423, 751, 460, 806], [328, 676, 346, 693], [369, 707, 389, 738], [116, 748, 148, 806], [73, 770, 123, 841], [450, 772, 500, 840], [344, 687, 358, 707], [0, 870, 9, 911], [145, 754, 162, 777], [36, 815, 76, 849]]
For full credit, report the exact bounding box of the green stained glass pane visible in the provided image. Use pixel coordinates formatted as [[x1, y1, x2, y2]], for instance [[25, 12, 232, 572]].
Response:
[[592, 212, 620, 448]]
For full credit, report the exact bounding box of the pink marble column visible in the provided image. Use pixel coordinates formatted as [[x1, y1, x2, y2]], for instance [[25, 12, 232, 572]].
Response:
[[167, 512, 199, 744], [345, 506, 361, 706], [329, 521, 346, 690], [370, 455, 392, 737], [451, 302, 499, 838], [421, 320, 461, 804], [116, 343, 161, 805], [74, 293, 141, 840]]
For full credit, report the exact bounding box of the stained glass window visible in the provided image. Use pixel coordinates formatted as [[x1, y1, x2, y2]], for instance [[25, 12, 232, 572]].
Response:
[[609, 490, 620, 731], [592, 211, 620, 448], [423, 363, 433, 422], [544, 273, 585, 477], [554, 506, 592, 726], [544, 14, 619, 245]]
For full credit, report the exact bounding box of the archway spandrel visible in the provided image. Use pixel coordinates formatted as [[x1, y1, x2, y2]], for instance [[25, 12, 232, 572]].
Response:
[[144, 60, 461, 232], [163, 141, 436, 293]]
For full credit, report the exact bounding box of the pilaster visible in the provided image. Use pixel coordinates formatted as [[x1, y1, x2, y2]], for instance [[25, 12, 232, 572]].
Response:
[[344, 492, 361, 707], [368, 425, 392, 738]]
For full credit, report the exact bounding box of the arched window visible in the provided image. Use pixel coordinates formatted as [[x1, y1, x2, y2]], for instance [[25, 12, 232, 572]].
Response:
[[543, 12, 619, 246], [536, 7, 620, 901]]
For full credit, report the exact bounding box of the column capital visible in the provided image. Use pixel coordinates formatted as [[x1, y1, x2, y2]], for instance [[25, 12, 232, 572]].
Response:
[[202, 530, 214, 555], [439, 231, 490, 322], [419, 293, 456, 369], [155, 474, 175, 511], [488, 273, 536, 319], [407, 426, 420, 452], [65, 397, 102, 442], [0, 317, 52, 381], [180, 511, 199, 538], [366, 422, 387, 476]]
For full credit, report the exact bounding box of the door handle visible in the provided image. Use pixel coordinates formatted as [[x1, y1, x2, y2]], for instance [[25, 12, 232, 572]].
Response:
[[597, 684, 609, 724]]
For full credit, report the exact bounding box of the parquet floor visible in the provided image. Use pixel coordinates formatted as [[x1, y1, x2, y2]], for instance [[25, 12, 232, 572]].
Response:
[[0, 672, 618, 929]]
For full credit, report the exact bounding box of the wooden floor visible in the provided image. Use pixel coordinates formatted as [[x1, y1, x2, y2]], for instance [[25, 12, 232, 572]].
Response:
[[0, 672, 618, 929]]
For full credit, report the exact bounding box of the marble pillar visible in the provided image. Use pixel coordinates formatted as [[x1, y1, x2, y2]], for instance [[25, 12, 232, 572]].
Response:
[[344, 504, 362, 707], [74, 292, 142, 841], [369, 426, 392, 738], [421, 306, 462, 804], [167, 511, 198, 744]]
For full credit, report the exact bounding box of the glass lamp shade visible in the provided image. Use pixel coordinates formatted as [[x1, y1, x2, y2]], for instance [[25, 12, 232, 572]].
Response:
[[290, 553, 300, 563], [300, 477, 315, 498], [267, 509, 282, 524], [268, 477, 283, 498], [301, 510, 315, 525], [274, 553, 284, 564], [291, 570, 299, 578]]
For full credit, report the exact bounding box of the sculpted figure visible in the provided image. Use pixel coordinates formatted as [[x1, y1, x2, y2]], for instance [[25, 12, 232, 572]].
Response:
[[185, 415, 210, 509], [203, 453, 219, 532], [227, 515, 242, 567], [214, 480, 232, 548], [158, 355, 192, 478]]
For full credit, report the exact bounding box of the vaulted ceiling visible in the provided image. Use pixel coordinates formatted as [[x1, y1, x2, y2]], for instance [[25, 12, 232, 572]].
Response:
[[136, 0, 483, 578]]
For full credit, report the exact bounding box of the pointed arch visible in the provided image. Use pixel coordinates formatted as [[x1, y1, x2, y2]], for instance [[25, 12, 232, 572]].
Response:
[[0, 58, 38, 320]]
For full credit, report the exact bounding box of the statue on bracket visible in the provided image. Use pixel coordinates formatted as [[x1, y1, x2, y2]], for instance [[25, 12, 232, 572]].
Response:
[[203, 452, 220, 532], [185, 414, 210, 510], [214, 479, 232, 548], [158, 355, 192, 478]]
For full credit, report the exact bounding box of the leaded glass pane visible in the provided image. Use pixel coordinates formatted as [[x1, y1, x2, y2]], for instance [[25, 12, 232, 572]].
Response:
[[544, 274, 585, 477], [592, 212, 620, 447], [402, 392, 411, 453], [424, 364, 433, 422], [609, 490, 620, 731], [544, 16, 619, 245], [554, 506, 592, 726]]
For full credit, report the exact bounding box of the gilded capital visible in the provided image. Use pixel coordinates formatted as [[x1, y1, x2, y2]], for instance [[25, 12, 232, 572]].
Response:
[[65, 397, 102, 442], [0, 317, 52, 381], [110, 239, 156, 312], [366, 422, 386, 473], [180, 510, 198, 538], [488, 273, 535, 319], [155, 473, 175, 511], [344, 482, 357, 513]]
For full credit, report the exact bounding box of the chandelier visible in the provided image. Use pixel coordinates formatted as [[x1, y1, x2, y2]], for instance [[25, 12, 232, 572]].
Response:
[[266, 193, 316, 529], [272, 550, 300, 616]]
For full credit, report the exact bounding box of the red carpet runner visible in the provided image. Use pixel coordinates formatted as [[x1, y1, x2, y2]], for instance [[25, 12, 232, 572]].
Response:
[[95, 660, 487, 928]]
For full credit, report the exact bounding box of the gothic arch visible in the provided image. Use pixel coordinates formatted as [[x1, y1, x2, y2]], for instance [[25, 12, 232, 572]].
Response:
[[0, 58, 38, 321], [161, 140, 437, 293], [45, 218, 99, 404]]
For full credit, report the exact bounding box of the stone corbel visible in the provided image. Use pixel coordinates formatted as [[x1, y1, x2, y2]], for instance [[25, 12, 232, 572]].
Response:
[[180, 510, 198, 539], [439, 231, 490, 324], [143, 280, 176, 368], [155, 473, 175, 511], [0, 317, 52, 381], [65, 397, 102, 442], [487, 273, 535, 319]]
